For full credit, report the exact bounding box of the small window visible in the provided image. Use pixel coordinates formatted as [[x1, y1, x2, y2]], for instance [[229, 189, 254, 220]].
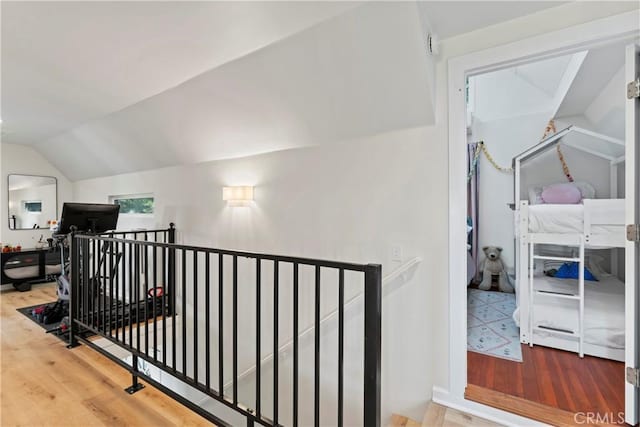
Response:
[[111, 195, 154, 215], [23, 201, 42, 213]]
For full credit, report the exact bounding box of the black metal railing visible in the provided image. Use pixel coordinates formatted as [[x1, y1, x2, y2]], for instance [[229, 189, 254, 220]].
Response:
[[67, 224, 381, 427]]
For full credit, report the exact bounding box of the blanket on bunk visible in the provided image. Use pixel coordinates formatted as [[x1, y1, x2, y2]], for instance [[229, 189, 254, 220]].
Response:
[[532, 274, 625, 350]]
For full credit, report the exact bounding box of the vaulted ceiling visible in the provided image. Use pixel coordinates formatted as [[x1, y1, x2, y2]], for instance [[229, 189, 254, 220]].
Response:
[[1, 1, 584, 181], [1, 1, 360, 145]]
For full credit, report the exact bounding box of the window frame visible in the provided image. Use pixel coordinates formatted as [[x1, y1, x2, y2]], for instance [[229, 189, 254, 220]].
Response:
[[23, 200, 43, 214], [109, 193, 155, 217]]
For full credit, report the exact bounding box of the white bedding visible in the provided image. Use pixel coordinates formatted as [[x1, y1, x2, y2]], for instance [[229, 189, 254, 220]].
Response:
[[531, 274, 625, 349], [528, 204, 619, 235]]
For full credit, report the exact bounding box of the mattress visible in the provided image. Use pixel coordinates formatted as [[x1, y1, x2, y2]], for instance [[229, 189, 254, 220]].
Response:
[[531, 274, 625, 349], [528, 204, 619, 235]]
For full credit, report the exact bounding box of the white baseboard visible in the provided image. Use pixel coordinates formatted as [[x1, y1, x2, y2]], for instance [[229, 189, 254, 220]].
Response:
[[431, 386, 550, 427]]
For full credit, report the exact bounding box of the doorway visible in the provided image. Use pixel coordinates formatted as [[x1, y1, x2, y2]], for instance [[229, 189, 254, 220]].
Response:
[[446, 13, 639, 426]]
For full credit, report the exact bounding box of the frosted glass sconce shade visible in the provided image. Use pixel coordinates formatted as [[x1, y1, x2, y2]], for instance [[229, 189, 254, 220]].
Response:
[[222, 186, 254, 206]]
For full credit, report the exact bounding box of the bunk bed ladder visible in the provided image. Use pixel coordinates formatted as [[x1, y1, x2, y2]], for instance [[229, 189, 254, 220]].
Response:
[[528, 237, 585, 358]]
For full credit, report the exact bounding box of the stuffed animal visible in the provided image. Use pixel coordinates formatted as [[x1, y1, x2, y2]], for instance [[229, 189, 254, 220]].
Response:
[[478, 246, 514, 293]]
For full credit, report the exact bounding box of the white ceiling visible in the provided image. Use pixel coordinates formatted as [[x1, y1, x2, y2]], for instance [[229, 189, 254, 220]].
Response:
[[34, 2, 436, 180], [514, 55, 573, 98], [417, 1, 567, 40], [1, 1, 360, 144], [555, 41, 627, 118], [470, 52, 577, 122], [3, 1, 623, 182]]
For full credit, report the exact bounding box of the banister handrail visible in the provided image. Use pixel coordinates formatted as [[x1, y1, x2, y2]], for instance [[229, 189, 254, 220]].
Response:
[[226, 256, 422, 390], [74, 233, 370, 272]]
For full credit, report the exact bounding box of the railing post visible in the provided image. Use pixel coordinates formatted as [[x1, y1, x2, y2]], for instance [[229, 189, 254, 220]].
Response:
[[67, 229, 80, 348], [167, 223, 176, 315], [363, 264, 382, 427], [125, 354, 145, 394]]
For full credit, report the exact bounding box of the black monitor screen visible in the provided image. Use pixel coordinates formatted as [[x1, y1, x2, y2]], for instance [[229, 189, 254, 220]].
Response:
[[58, 203, 120, 234]]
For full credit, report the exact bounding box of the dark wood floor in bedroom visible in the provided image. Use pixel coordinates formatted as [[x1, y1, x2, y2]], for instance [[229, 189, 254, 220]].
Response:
[[467, 345, 625, 416]]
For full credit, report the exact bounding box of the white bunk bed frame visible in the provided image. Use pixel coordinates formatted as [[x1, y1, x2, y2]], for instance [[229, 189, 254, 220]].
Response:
[[514, 126, 626, 361]]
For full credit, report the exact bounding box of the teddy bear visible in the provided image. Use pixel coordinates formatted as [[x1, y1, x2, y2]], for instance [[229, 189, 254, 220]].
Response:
[[478, 246, 514, 293]]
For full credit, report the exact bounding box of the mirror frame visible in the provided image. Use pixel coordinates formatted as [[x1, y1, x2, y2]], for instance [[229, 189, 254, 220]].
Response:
[[7, 174, 58, 231]]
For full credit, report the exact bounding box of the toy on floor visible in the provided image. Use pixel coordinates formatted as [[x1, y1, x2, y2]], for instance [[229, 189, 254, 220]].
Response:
[[478, 246, 514, 293]]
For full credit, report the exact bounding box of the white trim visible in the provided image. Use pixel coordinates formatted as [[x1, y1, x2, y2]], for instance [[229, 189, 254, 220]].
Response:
[[109, 192, 155, 216], [550, 51, 588, 118], [447, 9, 640, 422], [512, 126, 624, 166], [624, 42, 639, 426], [613, 155, 626, 165], [560, 135, 617, 162], [572, 127, 625, 147]]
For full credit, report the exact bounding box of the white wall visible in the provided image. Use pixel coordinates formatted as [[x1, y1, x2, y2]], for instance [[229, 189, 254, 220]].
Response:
[[73, 125, 444, 423], [471, 112, 551, 270], [0, 143, 72, 248], [585, 65, 625, 140]]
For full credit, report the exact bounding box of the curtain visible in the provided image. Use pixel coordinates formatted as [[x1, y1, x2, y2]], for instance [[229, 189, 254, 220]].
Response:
[[467, 142, 479, 284]]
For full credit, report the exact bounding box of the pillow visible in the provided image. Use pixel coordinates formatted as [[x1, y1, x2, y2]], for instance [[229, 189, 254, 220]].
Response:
[[554, 262, 598, 281], [528, 186, 544, 205], [541, 183, 582, 204], [573, 181, 596, 199]]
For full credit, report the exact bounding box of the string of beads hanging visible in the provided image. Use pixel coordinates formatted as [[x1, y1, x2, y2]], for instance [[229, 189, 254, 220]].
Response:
[[467, 118, 575, 183], [480, 143, 513, 173], [542, 119, 575, 182], [467, 141, 513, 182]]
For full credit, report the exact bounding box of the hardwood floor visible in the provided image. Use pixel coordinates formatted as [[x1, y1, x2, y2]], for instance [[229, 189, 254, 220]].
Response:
[[0, 283, 211, 427], [465, 385, 622, 427], [467, 344, 625, 416]]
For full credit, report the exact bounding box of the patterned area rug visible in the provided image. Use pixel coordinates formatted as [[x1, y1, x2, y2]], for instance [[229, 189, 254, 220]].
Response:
[[467, 289, 523, 362]]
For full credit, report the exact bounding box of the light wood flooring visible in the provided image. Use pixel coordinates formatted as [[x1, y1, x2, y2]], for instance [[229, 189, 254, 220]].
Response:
[[1, 282, 510, 427], [0, 283, 211, 427], [389, 402, 502, 427]]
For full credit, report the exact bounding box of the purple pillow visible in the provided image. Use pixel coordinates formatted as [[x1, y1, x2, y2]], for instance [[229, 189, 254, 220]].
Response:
[[541, 183, 582, 204]]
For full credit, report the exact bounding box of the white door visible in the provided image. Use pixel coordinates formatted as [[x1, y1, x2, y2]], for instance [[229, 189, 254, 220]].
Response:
[[625, 42, 640, 426]]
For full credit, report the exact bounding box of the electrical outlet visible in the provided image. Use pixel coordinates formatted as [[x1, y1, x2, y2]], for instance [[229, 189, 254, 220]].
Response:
[[391, 245, 402, 262]]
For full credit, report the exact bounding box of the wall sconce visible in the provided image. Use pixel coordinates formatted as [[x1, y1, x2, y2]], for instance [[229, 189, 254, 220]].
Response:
[[222, 186, 254, 207]]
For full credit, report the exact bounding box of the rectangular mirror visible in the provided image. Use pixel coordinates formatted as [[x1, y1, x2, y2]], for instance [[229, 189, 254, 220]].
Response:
[[7, 174, 58, 230]]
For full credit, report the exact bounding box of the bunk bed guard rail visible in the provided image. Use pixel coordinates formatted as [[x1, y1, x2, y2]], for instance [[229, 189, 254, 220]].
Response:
[[66, 224, 382, 427]]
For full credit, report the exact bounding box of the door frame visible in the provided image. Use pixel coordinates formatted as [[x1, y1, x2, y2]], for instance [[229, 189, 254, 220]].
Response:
[[625, 42, 640, 425], [446, 9, 640, 424]]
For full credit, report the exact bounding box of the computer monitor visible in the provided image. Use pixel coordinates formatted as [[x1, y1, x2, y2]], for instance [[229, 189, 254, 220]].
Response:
[[57, 203, 120, 234]]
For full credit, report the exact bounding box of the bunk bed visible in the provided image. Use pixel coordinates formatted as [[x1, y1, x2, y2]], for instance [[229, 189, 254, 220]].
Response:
[[512, 126, 626, 361]]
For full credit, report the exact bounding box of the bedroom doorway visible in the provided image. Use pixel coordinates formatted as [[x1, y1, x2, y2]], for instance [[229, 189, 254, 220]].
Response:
[[465, 44, 629, 421], [446, 18, 639, 426]]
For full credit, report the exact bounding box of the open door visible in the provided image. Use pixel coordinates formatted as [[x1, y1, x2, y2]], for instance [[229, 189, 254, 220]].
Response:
[[625, 42, 640, 427]]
